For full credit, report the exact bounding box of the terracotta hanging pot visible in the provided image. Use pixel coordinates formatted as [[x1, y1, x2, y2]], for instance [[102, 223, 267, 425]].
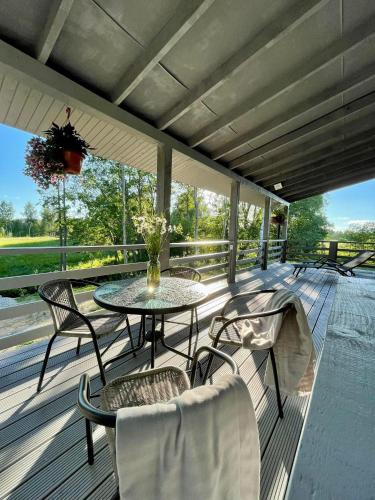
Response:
[[63, 150, 83, 175]]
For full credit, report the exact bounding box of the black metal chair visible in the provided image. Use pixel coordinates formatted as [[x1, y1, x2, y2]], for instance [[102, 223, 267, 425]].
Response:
[[37, 279, 135, 391], [206, 289, 292, 419], [78, 345, 239, 471], [161, 266, 202, 357]]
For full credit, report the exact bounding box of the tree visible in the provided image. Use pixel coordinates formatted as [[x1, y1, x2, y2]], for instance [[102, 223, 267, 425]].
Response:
[[0, 200, 15, 235], [40, 204, 56, 235], [22, 202, 37, 237], [288, 195, 330, 247]]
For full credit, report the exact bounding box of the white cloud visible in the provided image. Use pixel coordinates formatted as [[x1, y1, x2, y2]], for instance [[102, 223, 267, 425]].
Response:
[[347, 219, 374, 225]]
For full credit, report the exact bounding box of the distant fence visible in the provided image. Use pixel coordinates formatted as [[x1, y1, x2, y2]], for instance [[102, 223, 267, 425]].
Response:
[[287, 240, 375, 268]]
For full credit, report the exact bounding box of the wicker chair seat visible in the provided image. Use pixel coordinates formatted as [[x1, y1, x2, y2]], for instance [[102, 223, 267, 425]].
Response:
[[101, 366, 190, 411], [60, 311, 128, 338], [100, 367, 190, 472]]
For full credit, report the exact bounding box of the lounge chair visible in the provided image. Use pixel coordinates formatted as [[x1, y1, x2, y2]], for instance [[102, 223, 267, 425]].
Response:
[[292, 250, 375, 277]]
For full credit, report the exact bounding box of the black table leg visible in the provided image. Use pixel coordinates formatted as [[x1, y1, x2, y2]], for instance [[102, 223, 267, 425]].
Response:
[[150, 314, 156, 368], [103, 316, 146, 369]]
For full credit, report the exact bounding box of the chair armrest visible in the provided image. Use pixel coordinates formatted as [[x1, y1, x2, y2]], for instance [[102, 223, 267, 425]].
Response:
[[212, 304, 292, 346], [221, 289, 275, 315], [190, 346, 239, 386], [78, 374, 116, 428]]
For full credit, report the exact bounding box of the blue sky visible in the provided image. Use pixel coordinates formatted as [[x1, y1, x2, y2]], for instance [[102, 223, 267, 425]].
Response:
[[0, 123, 374, 229]]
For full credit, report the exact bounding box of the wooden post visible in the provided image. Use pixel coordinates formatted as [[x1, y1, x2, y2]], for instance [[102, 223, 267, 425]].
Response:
[[261, 197, 271, 270], [228, 180, 240, 283], [156, 143, 172, 271], [280, 205, 289, 263], [328, 240, 338, 261]]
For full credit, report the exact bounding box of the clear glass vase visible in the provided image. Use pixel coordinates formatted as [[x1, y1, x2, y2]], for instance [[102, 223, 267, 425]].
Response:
[[147, 258, 161, 288]]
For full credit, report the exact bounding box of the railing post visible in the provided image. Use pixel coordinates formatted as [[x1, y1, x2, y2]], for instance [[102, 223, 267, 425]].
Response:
[[260, 197, 271, 270], [261, 240, 268, 270], [228, 180, 240, 283], [280, 205, 289, 263], [328, 240, 338, 261], [156, 143, 172, 271]]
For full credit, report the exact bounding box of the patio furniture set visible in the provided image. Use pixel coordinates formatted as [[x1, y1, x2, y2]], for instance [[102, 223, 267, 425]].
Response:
[[36, 263, 334, 499]]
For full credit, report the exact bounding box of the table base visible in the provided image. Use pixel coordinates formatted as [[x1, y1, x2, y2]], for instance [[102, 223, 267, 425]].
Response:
[[103, 311, 198, 371]]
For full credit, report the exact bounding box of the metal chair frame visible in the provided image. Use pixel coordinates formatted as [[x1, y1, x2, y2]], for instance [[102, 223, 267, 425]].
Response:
[[78, 345, 239, 466], [205, 289, 292, 419], [38, 279, 135, 391]]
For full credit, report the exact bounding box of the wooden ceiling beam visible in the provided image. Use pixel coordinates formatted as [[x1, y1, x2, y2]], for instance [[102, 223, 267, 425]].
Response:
[[110, 0, 215, 105], [278, 157, 375, 196], [212, 62, 375, 161], [284, 166, 375, 200], [156, 0, 328, 130], [261, 145, 375, 188], [188, 16, 375, 148], [240, 121, 375, 178], [36, 0, 74, 64], [229, 91, 375, 170]]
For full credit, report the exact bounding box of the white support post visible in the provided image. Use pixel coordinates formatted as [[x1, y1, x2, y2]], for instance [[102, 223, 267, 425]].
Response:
[[228, 180, 240, 283], [280, 204, 289, 263], [261, 197, 272, 270], [156, 143, 172, 270]]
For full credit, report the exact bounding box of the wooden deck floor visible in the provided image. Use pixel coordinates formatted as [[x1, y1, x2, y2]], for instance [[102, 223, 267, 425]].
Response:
[[0, 263, 338, 500]]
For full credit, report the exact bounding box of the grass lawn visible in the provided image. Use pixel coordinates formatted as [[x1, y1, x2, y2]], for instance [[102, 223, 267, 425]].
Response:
[[0, 236, 120, 286]]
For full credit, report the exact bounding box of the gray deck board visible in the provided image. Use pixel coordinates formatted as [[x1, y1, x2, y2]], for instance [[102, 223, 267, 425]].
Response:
[[286, 276, 375, 500], [0, 264, 340, 499]]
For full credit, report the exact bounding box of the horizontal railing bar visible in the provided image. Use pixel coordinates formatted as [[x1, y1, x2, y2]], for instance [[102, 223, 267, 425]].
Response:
[[236, 257, 258, 265], [196, 262, 228, 273], [0, 240, 232, 256], [237, 239, 260, 244], [0, 261, 148, 291], [171, 251, 229, 264], [237, 248, 259, 256], [0, 244, 146, 256], [170, 240, 229, 247], [0, 289, 94, 322]]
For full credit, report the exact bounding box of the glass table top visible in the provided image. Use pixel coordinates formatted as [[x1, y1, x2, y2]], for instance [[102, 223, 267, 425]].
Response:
[[93, 277, 208, 314]]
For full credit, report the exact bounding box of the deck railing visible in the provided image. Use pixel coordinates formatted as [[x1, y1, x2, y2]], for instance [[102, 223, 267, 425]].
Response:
[[0, 238, 286, 349], [287, 240, 375, 267]]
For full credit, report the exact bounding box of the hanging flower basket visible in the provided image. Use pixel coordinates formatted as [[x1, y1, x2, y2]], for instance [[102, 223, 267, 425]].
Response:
[[24, 107, 92, 187]]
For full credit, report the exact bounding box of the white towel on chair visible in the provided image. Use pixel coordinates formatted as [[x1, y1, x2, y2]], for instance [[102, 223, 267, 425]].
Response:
[[239, 289, 315, 395], [116, 374, 260, 500]]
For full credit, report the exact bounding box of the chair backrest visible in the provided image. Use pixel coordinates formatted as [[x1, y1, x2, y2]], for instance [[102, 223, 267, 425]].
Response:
[[38, 279, 79, 331], [343, 251, 375, 270], [161, 266, 201, 282]]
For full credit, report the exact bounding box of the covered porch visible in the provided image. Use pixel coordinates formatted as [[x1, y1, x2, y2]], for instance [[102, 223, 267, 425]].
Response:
[[0, 1, 374, 498]]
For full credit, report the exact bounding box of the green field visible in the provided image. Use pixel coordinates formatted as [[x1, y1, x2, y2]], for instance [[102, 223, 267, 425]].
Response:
[[0, 237, 122, 298]]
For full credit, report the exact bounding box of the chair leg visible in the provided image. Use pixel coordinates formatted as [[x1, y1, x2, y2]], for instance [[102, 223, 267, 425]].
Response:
[[76, 337, 82, 356], [85, 417, 94, 465], [126, 316, 137, 358], [203, 338, 218, 384], [195, 307, 199, 334], [37, 332, 58, 392], [92, 334, 106, 385], [269, 348, 283, 419]]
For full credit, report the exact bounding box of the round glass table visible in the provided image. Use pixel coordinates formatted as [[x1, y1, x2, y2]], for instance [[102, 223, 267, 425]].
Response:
[[94, 277, 208, 368]]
